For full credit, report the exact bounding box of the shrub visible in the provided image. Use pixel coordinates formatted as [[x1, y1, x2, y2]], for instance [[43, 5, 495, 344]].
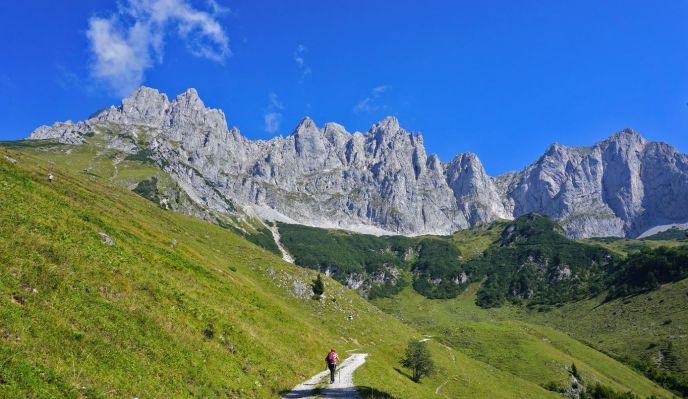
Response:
[[312, 274, 325, 297]]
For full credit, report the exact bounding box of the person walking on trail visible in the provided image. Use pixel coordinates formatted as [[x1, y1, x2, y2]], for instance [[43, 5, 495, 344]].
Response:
[[325, 349, 340, 384]]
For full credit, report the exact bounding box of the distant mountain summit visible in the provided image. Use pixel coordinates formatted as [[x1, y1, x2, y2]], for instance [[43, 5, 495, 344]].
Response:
[[29, 87, 688, 238]]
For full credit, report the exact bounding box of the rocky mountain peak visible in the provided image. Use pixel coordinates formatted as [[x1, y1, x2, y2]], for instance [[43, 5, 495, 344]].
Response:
[[26, 87, 688, 239], [172, 88, 204, 108], [371, 116, 401, 136], [95, 86, 170, 127], [603, 128, 646, 148], [292, 116, 318, 135]]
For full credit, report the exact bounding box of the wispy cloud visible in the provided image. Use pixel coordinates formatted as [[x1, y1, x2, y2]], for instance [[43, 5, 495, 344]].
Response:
[[86, 0, 231, 96], [353, 85, 390, 114], [264, 92, 284, 134], [293, 44, 311, 82]]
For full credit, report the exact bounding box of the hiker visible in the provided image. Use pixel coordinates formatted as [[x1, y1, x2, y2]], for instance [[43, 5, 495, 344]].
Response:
[[325, 348, 340, 384], [47, 173, 53, 183]]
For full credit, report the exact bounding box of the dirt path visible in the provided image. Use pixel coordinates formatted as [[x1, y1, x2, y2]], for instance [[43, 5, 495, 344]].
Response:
[[282, 353, 368, 399]]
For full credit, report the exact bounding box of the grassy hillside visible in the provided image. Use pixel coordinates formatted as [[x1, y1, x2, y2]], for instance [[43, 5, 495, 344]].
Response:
[[0, 146, 584, 398], [525, 278, 688, 396], [448, 219, 507, 260], [373, 285, 674, 398], [278, 216, 684, 397], [0, 138, 281, 255], [581, 236, 686, 257]]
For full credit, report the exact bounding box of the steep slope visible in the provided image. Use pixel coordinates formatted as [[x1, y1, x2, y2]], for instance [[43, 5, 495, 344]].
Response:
[[499, 132, 688, 238], [468, 214, 618, 308], [0, 138, 282, 255], [28, 87, 688, 239], [277, 214, 623, 306], [0, 147, 574, 398]]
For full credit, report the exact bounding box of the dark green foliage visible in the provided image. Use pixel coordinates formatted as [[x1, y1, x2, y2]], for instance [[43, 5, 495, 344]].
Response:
[[279, 223, 469, 299], [571, 362, 581, 381], [628, 358, 688, 397], [641, 228, 688, 242], [581, 383, 641, 399], [473, 214, 615, 308], [278, 222, 414, 278], [368, 273, 410, 300], [411, 239, 468, 299], [312, 273, 325, 297], [125, 148, 156, 164], [475, 272, 507, 308], [400, 340, 434, 382], [607, 246, 688, 300], [216, 219, 280, 255], [244, 226, 281, 256], [133, 176, 160, 203]]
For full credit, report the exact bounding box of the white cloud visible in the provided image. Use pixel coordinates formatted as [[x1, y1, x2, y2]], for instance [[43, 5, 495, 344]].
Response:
[[372, 85, 389, 95], [268, 91, 284, 110], [264, 112, 283, 134], [87, 0, 230, 96], [354, 85, 390, 114], [293, 44, 311, 82], [264, 91, 284, 133]]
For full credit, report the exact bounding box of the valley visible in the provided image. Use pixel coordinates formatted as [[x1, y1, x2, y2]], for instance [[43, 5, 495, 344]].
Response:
[[1, 144, 683, 398]]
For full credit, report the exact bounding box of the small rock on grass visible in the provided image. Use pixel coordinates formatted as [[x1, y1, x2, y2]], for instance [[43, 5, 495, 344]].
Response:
[[99, 232, 115, 246]]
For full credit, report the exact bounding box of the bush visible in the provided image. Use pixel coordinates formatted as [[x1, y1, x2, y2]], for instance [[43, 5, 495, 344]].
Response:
[[312, 274, 324, 297]]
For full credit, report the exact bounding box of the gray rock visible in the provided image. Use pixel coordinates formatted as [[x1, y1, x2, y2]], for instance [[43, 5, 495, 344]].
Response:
[[99, 232, 114, 246], [28, 87, 688, 239]]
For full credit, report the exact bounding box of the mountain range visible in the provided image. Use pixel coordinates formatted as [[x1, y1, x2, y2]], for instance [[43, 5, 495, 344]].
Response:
[[29, 87, 688, 238]]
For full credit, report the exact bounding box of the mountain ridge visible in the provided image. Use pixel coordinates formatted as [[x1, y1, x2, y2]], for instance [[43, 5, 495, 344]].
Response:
[[28, 86, 688, 238]]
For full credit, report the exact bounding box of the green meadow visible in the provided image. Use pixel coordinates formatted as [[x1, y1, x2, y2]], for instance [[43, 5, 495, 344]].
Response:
[[0, 143, 679, 398]]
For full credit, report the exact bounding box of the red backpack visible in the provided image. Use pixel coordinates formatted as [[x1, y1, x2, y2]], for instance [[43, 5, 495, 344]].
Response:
[[327, 351, 337, 364]]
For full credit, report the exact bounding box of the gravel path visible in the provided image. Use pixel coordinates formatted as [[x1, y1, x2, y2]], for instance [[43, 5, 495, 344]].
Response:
[[282, 353, 368, 399]]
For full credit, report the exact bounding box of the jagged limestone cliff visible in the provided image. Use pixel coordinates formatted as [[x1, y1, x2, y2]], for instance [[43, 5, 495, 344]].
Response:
[[29, 87, 688, 238]]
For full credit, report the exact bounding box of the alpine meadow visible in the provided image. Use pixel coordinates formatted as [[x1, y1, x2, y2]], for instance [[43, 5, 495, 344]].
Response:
[[1, 1, 688, 398]]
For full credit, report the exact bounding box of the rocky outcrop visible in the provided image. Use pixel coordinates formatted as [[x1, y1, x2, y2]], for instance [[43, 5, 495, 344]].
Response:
[[28, 87, 688, 238], [503, 131, 688, 238]]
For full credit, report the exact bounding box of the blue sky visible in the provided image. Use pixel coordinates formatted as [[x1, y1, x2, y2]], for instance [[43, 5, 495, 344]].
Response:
[[0, 1, 686, 175]]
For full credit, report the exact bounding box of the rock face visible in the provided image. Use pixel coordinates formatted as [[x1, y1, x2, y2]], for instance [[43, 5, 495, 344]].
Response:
[[28, 87, 688, 238]]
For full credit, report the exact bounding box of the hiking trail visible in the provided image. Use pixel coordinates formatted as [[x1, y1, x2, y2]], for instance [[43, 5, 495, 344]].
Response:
[[282, 353, 368, 399]]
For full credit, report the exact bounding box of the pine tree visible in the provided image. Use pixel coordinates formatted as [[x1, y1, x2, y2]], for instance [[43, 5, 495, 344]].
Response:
[[571, 362, 581, 381], [400, 339, 434, 383], [311, 273, 325, 298]]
